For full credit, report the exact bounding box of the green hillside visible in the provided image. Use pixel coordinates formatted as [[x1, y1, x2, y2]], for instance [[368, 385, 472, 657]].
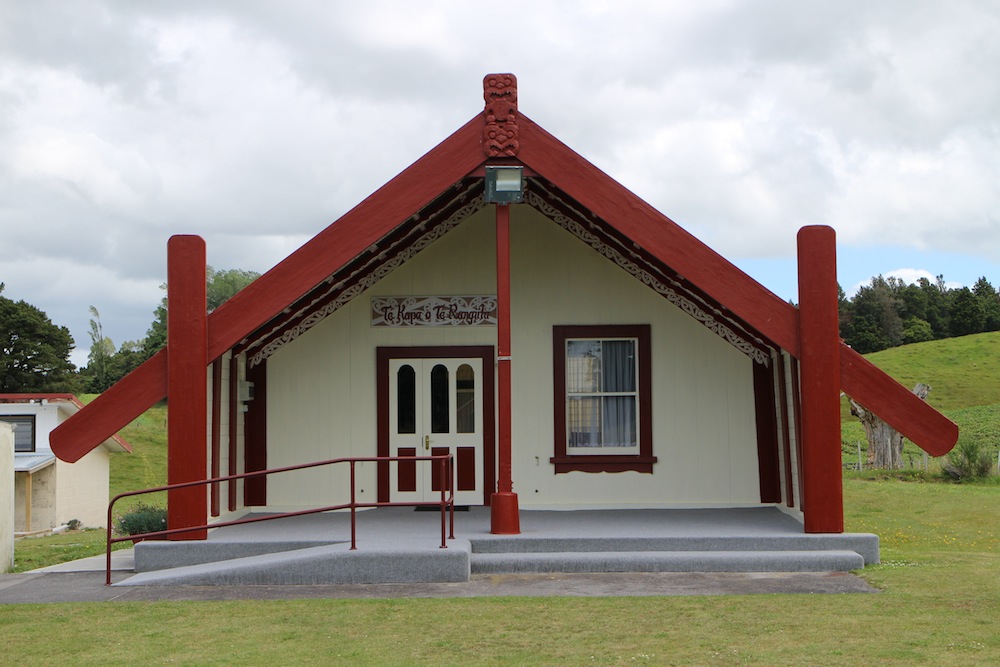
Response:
[[861, 331, 1000, 412]]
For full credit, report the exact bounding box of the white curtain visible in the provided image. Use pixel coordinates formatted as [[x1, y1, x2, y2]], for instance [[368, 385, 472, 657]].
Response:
[[601, 340, 636, 448], [567, 340, 636, 448]]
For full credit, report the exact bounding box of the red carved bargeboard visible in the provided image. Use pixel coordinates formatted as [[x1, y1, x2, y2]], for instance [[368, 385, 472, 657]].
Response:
[[483, 73, 518, 157]]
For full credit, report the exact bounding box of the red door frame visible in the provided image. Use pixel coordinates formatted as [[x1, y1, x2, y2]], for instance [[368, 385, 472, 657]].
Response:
[[376, 346, 496, 505]]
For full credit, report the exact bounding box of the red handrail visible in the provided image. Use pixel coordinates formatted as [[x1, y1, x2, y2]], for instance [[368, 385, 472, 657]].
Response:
[[105, 454, 455, 585]]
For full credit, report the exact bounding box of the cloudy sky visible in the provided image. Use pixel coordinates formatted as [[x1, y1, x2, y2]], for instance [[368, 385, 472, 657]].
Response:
[[2, 0, 999, 367]]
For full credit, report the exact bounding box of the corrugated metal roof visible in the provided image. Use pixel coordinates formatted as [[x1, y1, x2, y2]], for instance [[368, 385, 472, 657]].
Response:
[[14, 452, 56, 474]]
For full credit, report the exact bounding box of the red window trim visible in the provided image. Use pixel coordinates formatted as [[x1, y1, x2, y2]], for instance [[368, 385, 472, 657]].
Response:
[[551, 324, 655, 473]]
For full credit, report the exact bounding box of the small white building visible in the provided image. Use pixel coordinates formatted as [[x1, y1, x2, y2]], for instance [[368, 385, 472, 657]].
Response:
[[0, 394, 131, 533]]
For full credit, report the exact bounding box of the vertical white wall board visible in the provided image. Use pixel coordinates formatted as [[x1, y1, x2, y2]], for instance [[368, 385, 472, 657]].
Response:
[[0, 423, 13, 572]]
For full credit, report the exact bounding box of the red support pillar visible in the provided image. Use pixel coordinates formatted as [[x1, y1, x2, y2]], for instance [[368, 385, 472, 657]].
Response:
[[797, 225, 843, 533], [167, 235, 208, 540], [491, 204, 520, 534]]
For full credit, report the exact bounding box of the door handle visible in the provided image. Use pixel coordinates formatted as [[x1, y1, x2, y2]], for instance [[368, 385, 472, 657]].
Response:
[[424, 435, 430, 451]]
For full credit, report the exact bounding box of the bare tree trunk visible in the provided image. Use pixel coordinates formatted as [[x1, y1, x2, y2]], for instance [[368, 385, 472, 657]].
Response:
[[847, 383, 930, 469]]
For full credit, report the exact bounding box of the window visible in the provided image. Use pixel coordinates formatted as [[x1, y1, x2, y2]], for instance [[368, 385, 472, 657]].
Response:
[[456, 363, 476, 434], [396, 365, 416, 434], [551, 325, 654, 473], [1, 415, 36, 453], [430, 364, 450, 433]]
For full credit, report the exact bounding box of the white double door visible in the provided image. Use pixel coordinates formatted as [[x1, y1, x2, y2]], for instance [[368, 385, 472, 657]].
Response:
[[388, 357, 484, 505]]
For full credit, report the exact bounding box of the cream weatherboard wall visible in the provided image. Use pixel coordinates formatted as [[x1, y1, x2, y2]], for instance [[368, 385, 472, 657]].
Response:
[[1, 423, 13, 572], [51, 448, 110, 528], [263, 204, 761, 509]]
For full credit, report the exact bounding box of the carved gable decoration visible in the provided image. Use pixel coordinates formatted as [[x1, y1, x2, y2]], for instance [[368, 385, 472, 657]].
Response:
[[483, 73, 519, 157]]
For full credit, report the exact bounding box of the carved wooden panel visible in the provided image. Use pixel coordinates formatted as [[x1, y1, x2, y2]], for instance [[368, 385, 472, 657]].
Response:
[[483, 73, 519, 157]]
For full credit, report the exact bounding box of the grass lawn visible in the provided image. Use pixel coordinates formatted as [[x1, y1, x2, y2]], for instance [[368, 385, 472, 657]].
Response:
[[109, 400, 168, 509], [3, 478, 998, 665], [7, 529, 127, 573]]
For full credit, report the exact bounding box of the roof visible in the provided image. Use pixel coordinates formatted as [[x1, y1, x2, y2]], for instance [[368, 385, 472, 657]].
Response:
[[0, 394, 131, 453], [49, 74, 958, 463], [14, 452, 56, 474]]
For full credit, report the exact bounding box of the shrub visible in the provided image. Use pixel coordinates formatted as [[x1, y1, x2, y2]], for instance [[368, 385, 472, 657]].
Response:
[[115, 503, 167, 537], [941, 437, 994, 481]]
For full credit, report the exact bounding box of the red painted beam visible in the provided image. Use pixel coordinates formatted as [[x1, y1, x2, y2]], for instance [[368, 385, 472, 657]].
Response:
[[49, 351, 166, 462], [841, 346, 958, 455], [167, 235, 208, 540], [491, 203, 520, 534], [228, 354, 239, 512], [210, 358, 222, 517], [797, 226, 842, 533]]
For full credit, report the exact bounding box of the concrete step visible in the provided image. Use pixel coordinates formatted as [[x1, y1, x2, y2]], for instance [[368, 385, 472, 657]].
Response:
[[471, 549, 865, 574], [471, 534, 880, 565]]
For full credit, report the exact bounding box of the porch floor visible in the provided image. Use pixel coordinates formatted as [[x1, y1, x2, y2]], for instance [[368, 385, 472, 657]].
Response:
[[120, 506, 878, 586]]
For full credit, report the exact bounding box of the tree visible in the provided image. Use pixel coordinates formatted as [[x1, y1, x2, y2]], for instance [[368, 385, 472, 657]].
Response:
[[918, 276, 951, 339], [837, 283, 852, 340], [80, 306, 146, 392], [141, 265, 260, 357], [207, 266, 261, 312], [901, 316, 935, 344], [142, 292, 168, 358], [0, 283, 78, 392], [848, 383, 930, 469], [949, 287, 985, 337], [972, 277, 1000, 332], [107, 339, 146, 382], [842, 276, 903, 353], [82, 306, 116, 392]]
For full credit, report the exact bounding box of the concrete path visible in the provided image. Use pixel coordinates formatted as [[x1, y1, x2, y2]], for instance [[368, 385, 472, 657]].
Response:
[[0, 570, 876, 603]]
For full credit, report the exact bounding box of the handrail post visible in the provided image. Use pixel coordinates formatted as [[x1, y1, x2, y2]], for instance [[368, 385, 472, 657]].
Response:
[[449, 454, 456, 540], [439, 456, 447, 549], [350, 459, 357, 550], [106, 500, 114, 586]]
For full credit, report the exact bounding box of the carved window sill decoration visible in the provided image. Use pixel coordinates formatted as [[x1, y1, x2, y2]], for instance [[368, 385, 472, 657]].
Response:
[[550, 455, 658, 474]]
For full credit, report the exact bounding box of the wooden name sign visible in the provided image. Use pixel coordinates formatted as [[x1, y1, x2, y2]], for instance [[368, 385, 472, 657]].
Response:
[[371, 296, 498, 327]]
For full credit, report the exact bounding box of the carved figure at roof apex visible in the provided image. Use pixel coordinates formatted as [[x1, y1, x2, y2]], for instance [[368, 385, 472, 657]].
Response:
[[483, 73, 519, 157]]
